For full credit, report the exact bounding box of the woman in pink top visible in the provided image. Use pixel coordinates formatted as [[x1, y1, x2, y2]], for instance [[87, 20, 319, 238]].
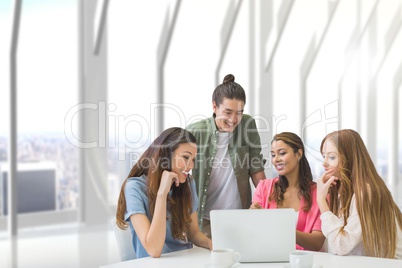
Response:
[[251, 132, 325, 251]]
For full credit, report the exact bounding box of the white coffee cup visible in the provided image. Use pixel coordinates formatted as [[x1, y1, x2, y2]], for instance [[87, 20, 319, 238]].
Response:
[[211, 248, 241, 268], [289, 251, 314, 268]]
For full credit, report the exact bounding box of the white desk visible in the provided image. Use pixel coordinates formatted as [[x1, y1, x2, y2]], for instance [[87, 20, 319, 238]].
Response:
[[100, 247, 402, 268]]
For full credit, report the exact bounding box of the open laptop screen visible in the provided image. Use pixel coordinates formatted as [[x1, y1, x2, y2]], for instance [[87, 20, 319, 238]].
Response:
[[210, 209, 296, 263]]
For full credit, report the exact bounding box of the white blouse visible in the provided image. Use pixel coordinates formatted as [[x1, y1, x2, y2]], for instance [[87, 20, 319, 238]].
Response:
[[320, 195, 402, 258]]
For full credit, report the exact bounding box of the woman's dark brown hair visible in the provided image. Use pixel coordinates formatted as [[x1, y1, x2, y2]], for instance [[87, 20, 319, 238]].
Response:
[[212, 74, 246, 107], [270, 132, 314, 211], [116, 127, 197, 240]]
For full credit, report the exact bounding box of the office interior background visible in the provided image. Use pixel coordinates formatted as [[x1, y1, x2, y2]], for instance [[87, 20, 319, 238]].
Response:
[[1, 0, 402, 267]]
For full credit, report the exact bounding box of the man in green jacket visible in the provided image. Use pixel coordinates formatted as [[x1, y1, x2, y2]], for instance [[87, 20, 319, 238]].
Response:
[[186, 74, 266, 238]]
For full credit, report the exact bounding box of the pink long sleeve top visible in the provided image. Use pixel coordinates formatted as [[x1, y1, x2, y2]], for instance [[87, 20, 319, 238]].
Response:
[[252, 177, 322, 250]]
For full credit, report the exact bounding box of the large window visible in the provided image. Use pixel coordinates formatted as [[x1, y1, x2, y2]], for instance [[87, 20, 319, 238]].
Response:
[[0, 0, 78, 229], [1, 0, 401, 233]]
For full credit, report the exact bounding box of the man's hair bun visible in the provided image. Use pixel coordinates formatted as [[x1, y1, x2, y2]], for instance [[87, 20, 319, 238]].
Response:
[[222, 74, 235, 84]]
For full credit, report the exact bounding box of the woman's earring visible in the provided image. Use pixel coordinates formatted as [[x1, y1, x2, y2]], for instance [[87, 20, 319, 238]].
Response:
[[298, 159, 301, 163]]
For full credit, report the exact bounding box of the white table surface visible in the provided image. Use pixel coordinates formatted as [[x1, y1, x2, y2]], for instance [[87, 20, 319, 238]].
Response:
[[100, 246, 402, 268]]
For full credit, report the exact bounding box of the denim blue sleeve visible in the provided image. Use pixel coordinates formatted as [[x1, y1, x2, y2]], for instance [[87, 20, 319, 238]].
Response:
[[190, 179, 199, 213], [124, 180, 147, 222]]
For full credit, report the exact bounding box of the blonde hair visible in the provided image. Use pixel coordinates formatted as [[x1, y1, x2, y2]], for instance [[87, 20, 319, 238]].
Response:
[[321, 129, 402, 258]]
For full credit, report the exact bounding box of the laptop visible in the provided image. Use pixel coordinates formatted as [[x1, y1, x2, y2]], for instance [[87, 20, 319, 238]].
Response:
[[210, 208, 296, 263]]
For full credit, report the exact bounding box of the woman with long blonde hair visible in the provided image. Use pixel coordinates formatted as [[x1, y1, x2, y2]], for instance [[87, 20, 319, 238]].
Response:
[[317, 129, 402, 258], [116, 127, 212, 259]]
